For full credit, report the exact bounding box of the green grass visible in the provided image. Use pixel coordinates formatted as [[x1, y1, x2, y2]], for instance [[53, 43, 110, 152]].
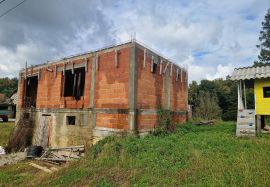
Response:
[[2, 121, 270, 186], [0, 121, 14, 146]]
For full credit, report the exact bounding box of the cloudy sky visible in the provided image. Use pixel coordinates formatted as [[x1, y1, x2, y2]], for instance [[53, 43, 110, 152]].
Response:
[[0, 0, 269, 82]]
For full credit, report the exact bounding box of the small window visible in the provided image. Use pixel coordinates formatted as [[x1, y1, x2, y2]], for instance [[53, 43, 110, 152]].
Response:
[[152, 63, 157, 74], [66, 116, 76, 125], [263, 87, 270, 98]]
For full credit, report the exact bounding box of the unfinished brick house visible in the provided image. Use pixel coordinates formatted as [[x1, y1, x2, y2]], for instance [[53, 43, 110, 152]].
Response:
[[16, 41, 188, 147]]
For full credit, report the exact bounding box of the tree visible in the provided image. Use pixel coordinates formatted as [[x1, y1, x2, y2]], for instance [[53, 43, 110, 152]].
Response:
[[255, 8, 270, 65], [0, 77, 18, 97], [195, 91, 221, 120]]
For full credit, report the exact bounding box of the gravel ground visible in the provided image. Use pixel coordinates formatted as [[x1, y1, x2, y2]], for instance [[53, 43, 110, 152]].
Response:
[[0, 152, 26, 167]]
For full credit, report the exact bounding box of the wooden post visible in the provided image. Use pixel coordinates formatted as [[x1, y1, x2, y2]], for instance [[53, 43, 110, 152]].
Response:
[[257, 115, 261, 136]]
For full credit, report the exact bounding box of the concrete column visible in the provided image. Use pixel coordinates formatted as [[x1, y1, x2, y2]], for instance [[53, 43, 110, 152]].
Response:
[[165, 66, 171, 110], [128, 43, 137, 132], [90, 55, 96, 127]]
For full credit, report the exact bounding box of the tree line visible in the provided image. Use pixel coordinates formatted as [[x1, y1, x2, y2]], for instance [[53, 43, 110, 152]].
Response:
[[188, 78, 254, 121], [0, 77, 18, 99]]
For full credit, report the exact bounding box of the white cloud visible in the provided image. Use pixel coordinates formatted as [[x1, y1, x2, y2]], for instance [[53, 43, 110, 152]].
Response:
[[206, 64, 235, 80], [0, 0, 269, 82]]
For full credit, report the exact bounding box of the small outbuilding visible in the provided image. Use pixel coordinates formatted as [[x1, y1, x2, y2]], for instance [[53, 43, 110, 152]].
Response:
[[231, 65, 270, 136]]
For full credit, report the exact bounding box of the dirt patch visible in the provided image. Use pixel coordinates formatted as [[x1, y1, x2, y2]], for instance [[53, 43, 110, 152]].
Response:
[[0, 152, 26, 167]]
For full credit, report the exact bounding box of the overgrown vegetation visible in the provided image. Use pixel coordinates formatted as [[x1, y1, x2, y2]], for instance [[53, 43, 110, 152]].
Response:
[[0, 77, 18, 98], [2, 121, 270, 186], [189, 79, 254, 121], [254, 8, 270, 65], [6, 113, 34, 153], [194, 91, 221, 120], [0, 122, 14, 146], [155, 106, 174, 134]]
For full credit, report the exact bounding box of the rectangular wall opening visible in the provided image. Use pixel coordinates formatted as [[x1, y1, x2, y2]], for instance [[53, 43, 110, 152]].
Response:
[[66, 116, 76, 125], [25, 76, 38, 108], [63, 67, 85, 100], [263, 87, 270, 98]]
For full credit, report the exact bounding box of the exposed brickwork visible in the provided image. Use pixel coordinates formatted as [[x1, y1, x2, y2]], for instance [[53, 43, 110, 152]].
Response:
[[94, 48, 130, 109], [16, 41, 188, 147], [96, 113, 129, 130]]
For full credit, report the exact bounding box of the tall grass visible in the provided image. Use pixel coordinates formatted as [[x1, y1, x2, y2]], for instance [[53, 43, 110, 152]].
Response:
[[2, 121, 270, 186]]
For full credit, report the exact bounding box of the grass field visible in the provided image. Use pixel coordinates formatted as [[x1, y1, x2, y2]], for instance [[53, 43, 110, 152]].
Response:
[[0, 121, 14, 146], [1, 121, 270, 186]]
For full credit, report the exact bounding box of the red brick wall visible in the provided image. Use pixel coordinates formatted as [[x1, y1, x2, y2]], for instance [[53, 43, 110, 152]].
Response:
[[136, 48, 165, 109], [96, 113, 129, 130], [94, 48, 130, 109], [136, 47, 187, 130]]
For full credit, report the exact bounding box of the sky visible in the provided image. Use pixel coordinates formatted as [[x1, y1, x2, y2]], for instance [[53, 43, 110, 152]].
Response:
[[0, 0, 269, 83]]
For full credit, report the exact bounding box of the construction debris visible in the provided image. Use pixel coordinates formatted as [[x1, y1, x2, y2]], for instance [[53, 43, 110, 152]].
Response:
[[29, 163, 53, 173], [0, 146, 5, 155], [0, 152, 26, 167], [35, 145, 85, 165]]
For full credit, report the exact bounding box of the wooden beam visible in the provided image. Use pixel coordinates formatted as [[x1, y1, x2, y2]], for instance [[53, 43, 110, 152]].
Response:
[[29, 163, 53, 173]]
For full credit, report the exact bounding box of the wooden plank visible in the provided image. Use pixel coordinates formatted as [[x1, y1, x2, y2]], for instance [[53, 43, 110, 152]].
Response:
[[29, 163, 53, 173]]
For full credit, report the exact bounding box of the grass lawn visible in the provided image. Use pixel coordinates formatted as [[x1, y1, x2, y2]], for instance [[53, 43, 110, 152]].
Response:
[[0, 121, 15, 146], [1, 121, 270, 186]]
